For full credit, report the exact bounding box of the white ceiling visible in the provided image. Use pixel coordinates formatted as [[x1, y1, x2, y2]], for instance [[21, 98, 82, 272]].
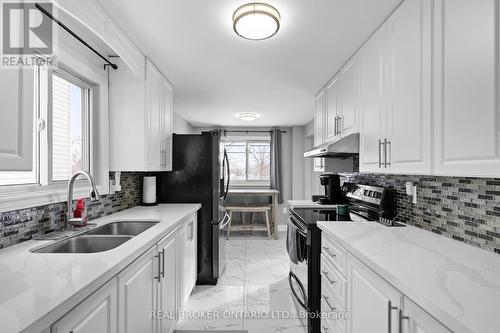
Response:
[[96, 0, 402, 127]]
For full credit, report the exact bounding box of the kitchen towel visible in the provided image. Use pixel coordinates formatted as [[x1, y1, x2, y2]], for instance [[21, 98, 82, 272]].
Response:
[[286, 221, 299, 264]]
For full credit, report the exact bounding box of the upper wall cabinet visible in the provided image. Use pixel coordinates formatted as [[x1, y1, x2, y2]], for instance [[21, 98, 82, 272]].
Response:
[[385, 0, 433, 174], [360, 0, 432, 175], [314, 88, 327, 147], [338, 58, 360, 138], [325, 77, 340, 143], [433, 0, 500, 177], [0, 68, 34, 171], [109, 58, 173, 171]]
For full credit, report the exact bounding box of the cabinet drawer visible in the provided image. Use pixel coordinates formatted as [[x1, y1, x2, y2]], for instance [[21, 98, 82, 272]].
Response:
[[322, 235, 347, 276], [321, 253, 347, 309], [321, 299, 345, 333]]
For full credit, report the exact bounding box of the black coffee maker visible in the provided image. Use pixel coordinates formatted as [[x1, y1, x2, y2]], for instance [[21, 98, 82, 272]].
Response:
[[316, 173, 342, 204]]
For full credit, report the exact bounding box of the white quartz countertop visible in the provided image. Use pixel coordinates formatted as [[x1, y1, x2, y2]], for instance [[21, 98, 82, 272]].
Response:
[[287, 200, 339, 209], [317, 221, 500, 333], [0, 203, 201, 333]]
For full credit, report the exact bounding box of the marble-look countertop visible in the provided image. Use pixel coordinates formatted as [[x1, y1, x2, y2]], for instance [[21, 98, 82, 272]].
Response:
[[317, 221, 500, 333], [287, 200, 339, 209], [0, 204, 201, 333]]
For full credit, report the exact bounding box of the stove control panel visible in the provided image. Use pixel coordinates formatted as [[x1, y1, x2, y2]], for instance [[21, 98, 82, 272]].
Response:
[[343, 183, 385, 206]]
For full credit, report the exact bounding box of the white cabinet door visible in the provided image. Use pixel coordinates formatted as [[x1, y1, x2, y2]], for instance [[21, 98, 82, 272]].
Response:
[[338, 58, 360, 137], [386, 0, 432, 174], [52, 279, 117, 333], [177, 224, 189, 309], [314, 89, 326, 147], [187, 216, 198, 297], [359, 26, 387, 173], [158, 231, 178, 333], [433, 0, 500, 177], [325, 77, 340, 143], [160, 77, 173, 171], [348, 256, 402, 333], [0, 67, 34, 171], [117, 246, 157, 333], [146, 59, 163, 171], [402, 298, 452, 333]]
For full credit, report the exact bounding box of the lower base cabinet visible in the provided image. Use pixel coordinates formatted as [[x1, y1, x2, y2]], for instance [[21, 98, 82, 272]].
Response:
[[50, 215, 198, 333], [51, 279, 117, 333], [321, 233, 453, 333]]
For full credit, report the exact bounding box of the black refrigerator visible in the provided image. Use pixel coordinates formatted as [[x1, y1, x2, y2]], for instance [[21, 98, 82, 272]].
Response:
[[157, 131, 230, 285]]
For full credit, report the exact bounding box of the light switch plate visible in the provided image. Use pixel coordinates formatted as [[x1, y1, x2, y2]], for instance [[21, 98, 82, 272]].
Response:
[[282, 207, 287, 214]]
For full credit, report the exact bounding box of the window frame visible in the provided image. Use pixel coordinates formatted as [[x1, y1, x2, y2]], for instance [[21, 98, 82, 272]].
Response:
[[0, 62, 104, 212], [46, 66, 93, 184], [226, 139, 271, 187]]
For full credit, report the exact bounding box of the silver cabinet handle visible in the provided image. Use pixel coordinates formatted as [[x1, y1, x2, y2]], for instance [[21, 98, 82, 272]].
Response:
[[322, 246, 337, 258], [323, 295, 336, 311], [337, 116, 342, 135], [322, 270, 336, 285], [388, 301, 399, 333], [378, 139, 383, 168], [160, 249, 165, 278], [398, 309, 409, 333], [154, 253, 161, 282], [385, 138, 391, 167]]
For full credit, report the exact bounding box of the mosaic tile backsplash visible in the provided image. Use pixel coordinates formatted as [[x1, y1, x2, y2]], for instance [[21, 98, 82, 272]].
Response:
[[341, 173, 500, 254], [0, 172, 144, 249]]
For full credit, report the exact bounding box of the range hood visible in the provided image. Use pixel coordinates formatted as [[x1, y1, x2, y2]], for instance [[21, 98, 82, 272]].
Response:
[[304, 133, 359, 158]]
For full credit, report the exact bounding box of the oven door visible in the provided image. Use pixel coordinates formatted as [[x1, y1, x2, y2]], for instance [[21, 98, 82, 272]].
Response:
[[287, 214, 308, 311]]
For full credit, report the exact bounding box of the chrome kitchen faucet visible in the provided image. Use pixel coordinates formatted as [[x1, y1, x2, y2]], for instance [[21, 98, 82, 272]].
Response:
[[66, 171, 101, 230]]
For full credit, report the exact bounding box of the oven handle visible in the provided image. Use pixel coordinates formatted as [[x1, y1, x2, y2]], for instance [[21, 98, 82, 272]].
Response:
[[289, 215, 307, 237], [289, 270, 307, 310]]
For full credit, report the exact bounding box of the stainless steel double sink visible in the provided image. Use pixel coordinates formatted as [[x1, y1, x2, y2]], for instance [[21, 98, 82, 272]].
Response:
[[33, 221, 159, 254]]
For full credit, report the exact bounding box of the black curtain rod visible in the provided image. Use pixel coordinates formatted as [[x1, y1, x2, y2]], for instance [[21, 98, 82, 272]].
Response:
[[224, 130, 287, 134], [35, 3, 118, 70]]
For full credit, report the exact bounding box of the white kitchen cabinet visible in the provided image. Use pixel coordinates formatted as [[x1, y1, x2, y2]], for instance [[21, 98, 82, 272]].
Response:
[[0, 68, 35, 171], [433, 0, 500, 177], [359, 25, 387, 173], [117, 246, 157, 333], [178, 214, 198, 310], [314, 88, 327, 147], [158, 231, 178, 333], [401, 298, 452, 333], [51, 278, 117, 333], [325, 77, 340, 143], [109, 57, 173, 171], [386, 0, 432, 174], [360, 0, 432, 175], [337, 58, 360, 138], [347, 255, 402, 333]]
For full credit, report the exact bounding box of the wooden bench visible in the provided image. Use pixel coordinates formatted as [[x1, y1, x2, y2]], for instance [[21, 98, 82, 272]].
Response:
[[224, 206, 272, 239]]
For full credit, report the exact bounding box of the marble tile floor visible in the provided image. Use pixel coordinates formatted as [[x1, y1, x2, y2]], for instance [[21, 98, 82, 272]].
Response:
[[175, 231, 307, 333]]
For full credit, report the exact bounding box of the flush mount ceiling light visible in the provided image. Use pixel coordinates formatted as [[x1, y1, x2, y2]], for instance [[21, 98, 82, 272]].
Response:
[[237, 112, 260, 121], [233, 3, 281, 40]]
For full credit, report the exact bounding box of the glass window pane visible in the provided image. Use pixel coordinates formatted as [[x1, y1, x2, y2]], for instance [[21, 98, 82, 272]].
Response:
[[226, 142, 247, 181], [248, 142, 270, 181], [51, 74, 87, 181]]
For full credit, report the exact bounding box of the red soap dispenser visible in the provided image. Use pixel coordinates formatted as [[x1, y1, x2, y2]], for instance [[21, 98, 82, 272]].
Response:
[[73, 199, 87, 226]]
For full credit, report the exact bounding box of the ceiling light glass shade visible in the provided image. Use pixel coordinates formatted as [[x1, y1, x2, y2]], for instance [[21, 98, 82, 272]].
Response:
[[233, 3, 281, 40], [237, 112, 259, 121]]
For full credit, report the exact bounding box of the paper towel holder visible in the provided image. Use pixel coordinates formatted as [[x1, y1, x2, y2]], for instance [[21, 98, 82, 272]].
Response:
[[142, 175, 158, 206]]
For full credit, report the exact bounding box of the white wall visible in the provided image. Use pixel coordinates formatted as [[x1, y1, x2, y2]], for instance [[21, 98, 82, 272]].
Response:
[[173, 112, 196, 134], [291, 126, 305, 200]]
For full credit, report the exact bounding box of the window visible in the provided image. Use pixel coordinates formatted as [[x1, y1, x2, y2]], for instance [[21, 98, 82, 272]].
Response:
[[225, 140, 271, 185], [0, 66, 93, 186]]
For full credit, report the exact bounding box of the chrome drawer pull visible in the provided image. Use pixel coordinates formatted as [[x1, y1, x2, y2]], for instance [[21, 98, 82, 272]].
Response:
[[322, 270, 336, 284], [323, 295, 336, 311], [322, 246, 337, 258]]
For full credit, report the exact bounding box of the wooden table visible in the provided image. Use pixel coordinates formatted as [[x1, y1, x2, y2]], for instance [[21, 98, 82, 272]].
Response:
[[227, 189, 279, 240]]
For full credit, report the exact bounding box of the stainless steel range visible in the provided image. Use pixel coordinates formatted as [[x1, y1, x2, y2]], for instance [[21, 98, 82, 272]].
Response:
[[287, 183, 395, 333]]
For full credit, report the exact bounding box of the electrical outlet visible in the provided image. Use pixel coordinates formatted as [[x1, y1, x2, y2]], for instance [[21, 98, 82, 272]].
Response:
[[405, 182, 418, 205], [282, 207, 287, 214]]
